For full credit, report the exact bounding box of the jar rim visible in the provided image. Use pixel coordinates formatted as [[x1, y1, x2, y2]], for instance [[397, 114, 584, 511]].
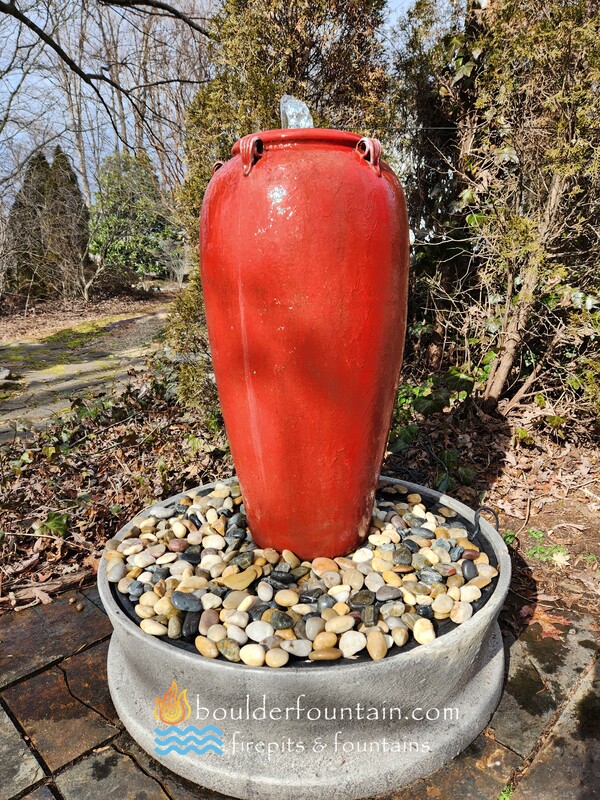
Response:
[[231, 128, 362, 156]]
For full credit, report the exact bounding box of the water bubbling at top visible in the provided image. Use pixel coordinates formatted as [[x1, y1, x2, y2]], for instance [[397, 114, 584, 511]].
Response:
[[279, 95, 314, 129]]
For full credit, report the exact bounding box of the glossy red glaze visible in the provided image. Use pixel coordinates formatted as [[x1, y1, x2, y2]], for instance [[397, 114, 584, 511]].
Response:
[[200, 128, 409, 559]]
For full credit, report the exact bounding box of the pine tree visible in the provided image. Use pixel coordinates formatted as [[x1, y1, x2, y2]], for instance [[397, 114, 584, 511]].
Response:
[[45, 146, 90, 297], [6, 152, 51, 296]]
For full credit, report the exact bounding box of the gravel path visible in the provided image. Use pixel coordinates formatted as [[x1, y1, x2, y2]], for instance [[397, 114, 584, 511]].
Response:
[[0, 306, 170, 443]]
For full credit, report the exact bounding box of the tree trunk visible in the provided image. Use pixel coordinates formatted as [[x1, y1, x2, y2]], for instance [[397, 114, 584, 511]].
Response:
[[482, 265, 538, 412]]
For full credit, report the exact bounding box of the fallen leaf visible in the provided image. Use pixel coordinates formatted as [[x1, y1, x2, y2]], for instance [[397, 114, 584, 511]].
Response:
[[32, 588, 52, 604], [83, 555, 101, 575]]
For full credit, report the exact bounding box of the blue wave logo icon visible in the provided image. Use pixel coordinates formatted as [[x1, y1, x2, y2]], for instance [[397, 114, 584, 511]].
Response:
[[153, 724, 224, 757]]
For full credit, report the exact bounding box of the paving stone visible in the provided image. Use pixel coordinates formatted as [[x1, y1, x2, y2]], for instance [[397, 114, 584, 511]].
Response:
[[389, 733, 522, 800], [517, 609, 597, 704], [60, 640, 118, 724], [81, 585, 107, 614], [55, 748, 171, 800], [489, 634, 557, 757], [2, 667, 118, 771], [114, 732, 229, 800], [21, 786, 56, 800], [0, 592, 112, 689], [512, 667, 600, 800], [0, 706, 45, 800]]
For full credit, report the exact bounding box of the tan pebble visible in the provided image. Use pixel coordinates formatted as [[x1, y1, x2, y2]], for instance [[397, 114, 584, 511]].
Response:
[[171, 521, 188, 538], [222, 568, 258, 590], [438, 506, 457, 518], [325, 615, 355, 634], [167, 617, 182, 638], [223, 590, 248, 609], [450, 601, 473, 624], [366, 629, 387, 660], [154, 596, 175, 615], [195, 635, 219, 658], [407, 493, 422, 504], [429, 583, 446, 598], [420, 547, 440, 565], [313, 631, 338, 650], [477, 563, 498, 578], [238, 595, 257, 613], [469, 576, 492, 589], [265, 648, 289, 668], [139, 591, 159, 608], [239, 644, 266, 667], [431, 595, 454, 614], [392, 626, 409, 647], [448, 586, 461, 601], [413, 618, 436, 645], [382, 570, 402, 587], [400, 588, 417, 605], [274, 590, 299, 607], [446, 574, 464, 588], [312, 557, 339, 576], [282, 549, 301, 569], [276, 628, 296, 641], [309, 647, 342, 661], [371, 558, 388, 573], [341, 569, 364, 591], [156, 553, 178, 565], [140, 619, 167, 636], [263, 548, 280, 564], [460, 585, 482, 603], [332, 602, 350, 616], [475, 552, 490, 565]]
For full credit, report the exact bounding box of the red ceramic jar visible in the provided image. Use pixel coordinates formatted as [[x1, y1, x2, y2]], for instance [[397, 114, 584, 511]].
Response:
[[200, 129, 409, 559]]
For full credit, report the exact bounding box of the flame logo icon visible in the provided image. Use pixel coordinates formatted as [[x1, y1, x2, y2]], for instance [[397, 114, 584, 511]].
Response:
[[152, 681, 223, 757], [154, 681, 191, 726]]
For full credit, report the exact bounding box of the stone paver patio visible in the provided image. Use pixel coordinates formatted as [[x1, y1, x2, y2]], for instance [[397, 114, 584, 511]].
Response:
[[0, 586, 597, 800]]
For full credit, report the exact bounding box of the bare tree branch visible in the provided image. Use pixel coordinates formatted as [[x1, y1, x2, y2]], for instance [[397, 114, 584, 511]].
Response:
[[101, 0, 211, 38]]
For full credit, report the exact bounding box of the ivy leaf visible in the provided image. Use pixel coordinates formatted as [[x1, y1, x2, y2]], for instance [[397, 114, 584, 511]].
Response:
[[41, 512, 69, 538]]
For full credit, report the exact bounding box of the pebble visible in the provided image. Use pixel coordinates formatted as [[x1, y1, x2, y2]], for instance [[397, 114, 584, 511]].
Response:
[[366, 629, 387, 660], [325, 615, 355, 634], [239, 644, 266, 666], [460, 585, 482, 603], [450, 601, 473, 624], [305, 617, 326, 641], [413, 618, 436, 644], [217, 638, 241, 662], [309, 647, 342, 661], [270, 610, 294, 630], [168, 617, 182, 639], [274, 589, 299, 607], [461, 560, 478, 581], [431, 594, 454, 615], [171, 591, 203, 612], [140, 619, 168, 636], [281, 639, 312, 658], [195, 635, 219, 658], [246, 620, 274, 642], [257, 581, 274, 602], [339, 630, 367, 657], [107, 562, 127, 583], [265, 648, 289, 668]]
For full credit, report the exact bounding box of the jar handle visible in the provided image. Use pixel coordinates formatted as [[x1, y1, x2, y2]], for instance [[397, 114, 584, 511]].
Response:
[[212, 161, 224, 176], [356, 137, 382, 177], [240, 135, 263, 176]]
